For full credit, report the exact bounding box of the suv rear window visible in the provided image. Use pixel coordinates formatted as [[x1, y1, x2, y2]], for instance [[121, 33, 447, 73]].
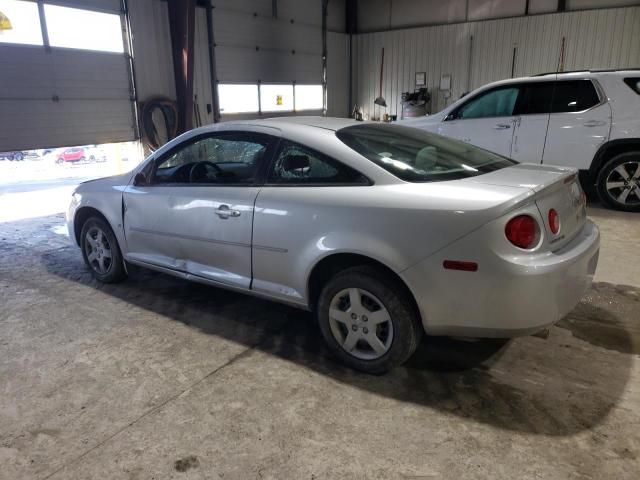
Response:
[[336, 124, 515, 183], [624, 78, 640, 95], [551, 80, 600, 113]]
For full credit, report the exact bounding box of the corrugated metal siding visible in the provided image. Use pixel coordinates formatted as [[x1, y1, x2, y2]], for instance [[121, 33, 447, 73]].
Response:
[[353, 5, 640, 120], [128, 0, 176, 102]]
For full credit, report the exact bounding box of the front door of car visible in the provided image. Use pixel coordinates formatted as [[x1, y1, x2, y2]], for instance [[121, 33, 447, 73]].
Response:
[[542, 79, 611, 169], [123, 131, 275, 289], [438, 85, 519, 158]]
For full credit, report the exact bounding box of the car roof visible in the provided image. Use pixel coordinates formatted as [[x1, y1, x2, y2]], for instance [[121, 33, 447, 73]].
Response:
[[225, 116, 363, 132], [483, 69, 640, 87]]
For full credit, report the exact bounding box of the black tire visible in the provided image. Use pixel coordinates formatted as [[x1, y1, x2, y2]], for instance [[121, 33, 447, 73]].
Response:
[[596, 151, 640, 212], [14, 152, 24, 161], [317, 265, 422, 375], [80, 216, 127, 283]]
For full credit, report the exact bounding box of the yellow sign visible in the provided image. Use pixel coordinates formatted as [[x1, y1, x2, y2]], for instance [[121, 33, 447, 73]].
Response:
[[0, 11, 12, 31], [276, 95, 283, 106]]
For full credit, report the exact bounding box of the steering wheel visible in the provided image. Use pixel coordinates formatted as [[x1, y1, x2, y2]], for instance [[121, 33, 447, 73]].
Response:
[[189, 161, 223, 183]]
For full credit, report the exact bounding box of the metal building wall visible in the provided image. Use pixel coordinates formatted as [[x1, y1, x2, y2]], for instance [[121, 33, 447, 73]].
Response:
[[193, 7, 214, 126], [127, 0, 350, 122], [327, 32, 350, 117], [357, 0, 640, 32], [352, 5, 640, 120], [213, 0, 349, 118], [127, 0, 176, 103]]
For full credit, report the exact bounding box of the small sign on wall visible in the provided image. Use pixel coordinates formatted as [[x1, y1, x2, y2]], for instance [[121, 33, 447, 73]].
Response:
[[415, 72, 426, 87], [439, 74, 451, 91]]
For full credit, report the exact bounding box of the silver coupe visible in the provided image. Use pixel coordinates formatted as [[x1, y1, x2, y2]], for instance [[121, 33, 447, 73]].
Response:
[[67, 117, 600, 374]]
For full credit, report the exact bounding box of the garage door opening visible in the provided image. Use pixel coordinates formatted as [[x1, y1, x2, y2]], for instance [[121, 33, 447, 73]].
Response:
[[0, 140, 144, 223]]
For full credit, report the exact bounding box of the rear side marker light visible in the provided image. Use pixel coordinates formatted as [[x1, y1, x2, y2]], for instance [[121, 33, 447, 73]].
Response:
[[548, 208, 560, 234], [443, 260, 478, 272], [505, 215, 540, 249]]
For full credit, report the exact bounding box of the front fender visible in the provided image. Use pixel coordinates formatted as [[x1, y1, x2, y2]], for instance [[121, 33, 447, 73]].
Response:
[[69, 172, 134, 250]]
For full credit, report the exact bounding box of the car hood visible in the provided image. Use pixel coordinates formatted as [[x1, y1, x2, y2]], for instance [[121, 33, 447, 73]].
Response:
[[75, 171, 135, 193]]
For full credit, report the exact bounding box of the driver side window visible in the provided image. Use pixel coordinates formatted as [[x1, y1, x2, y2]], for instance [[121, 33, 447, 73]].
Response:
[[454, 86, 519, 120], [153, 133, 270, 185]]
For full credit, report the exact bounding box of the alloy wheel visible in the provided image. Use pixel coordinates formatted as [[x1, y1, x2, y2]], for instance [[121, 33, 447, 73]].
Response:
[[84, 226, 113, 275], [328, 288, 394, 360], [605, 160, 640, 206]]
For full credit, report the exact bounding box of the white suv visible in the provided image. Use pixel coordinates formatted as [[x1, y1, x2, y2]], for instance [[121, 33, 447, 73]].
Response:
[[405, 70, 640, 211]]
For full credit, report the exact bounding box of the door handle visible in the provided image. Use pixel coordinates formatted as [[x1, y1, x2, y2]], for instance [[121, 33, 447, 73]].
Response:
[[493, 123, 511, 130], [215, 205, 241, 218], [583, 120, 606, 127]]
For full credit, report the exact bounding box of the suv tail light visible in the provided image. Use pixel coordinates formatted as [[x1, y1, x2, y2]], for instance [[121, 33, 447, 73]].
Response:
[[505, 215, 540, 249], [548, 209, 560, 234]]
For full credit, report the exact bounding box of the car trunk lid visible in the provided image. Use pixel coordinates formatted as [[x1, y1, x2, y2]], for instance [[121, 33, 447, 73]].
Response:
[[464, 163, 587, 250]]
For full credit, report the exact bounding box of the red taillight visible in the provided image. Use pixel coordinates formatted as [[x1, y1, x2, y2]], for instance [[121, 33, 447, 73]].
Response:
[[548, 209, 560, 234], [505, 215, 539, 249]]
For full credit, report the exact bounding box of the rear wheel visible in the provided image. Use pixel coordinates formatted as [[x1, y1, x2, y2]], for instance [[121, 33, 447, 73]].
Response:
[[596, 152, 640, 212], [80, 217, 126, 283], [317, 266, 422, 374]]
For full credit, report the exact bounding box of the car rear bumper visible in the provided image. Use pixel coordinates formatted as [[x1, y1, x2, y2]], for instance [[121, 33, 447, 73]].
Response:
[[401, 220, 600, 338]]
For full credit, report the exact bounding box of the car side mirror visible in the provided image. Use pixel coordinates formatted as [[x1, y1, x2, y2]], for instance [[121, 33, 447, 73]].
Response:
[[444, 112, 457, 121], [282, 155, 310, 172], [133, 172, 147, 186]]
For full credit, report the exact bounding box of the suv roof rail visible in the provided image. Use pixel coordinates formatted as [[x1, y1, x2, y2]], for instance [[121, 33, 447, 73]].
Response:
[[533, 68, 640, 77]]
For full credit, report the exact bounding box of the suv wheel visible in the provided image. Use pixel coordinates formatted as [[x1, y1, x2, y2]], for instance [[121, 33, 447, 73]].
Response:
[[317, 266, 422, 374], [597, 152, 640, 212], [80, 217, 127, 283]]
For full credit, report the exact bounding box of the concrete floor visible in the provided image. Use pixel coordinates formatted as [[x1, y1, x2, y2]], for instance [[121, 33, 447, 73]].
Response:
[[1, 206, 639, 480]]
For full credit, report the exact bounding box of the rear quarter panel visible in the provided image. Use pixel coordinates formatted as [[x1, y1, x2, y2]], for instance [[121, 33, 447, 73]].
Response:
[[597, 74, 640, 140], [251, 182, 531, 306]]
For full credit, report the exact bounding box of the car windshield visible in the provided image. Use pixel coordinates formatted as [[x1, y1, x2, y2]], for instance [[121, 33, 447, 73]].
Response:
[[336, 124, 516, 182]]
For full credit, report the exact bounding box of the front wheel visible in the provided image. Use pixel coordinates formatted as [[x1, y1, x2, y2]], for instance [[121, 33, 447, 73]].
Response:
[[80, 217, 127, 283], [596, 152, 640, 212], [317, 266, 422, 374]]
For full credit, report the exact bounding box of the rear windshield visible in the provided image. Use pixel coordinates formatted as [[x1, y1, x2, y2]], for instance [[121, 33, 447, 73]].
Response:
[[336, 124, 516, 182]]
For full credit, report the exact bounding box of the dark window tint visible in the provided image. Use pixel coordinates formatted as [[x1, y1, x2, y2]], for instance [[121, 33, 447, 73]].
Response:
[[454, 86, 519, 119], [269, 141, 367, 185], [550, 80, 599, 113], [153, 133, 270, 185], [624, 78, 640, 95], [336, 124, 516, 183], [514, 82, 554, 115]]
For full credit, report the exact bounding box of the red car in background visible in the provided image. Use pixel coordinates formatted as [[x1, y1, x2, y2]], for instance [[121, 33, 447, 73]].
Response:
[[57, 147, 87, 164]]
